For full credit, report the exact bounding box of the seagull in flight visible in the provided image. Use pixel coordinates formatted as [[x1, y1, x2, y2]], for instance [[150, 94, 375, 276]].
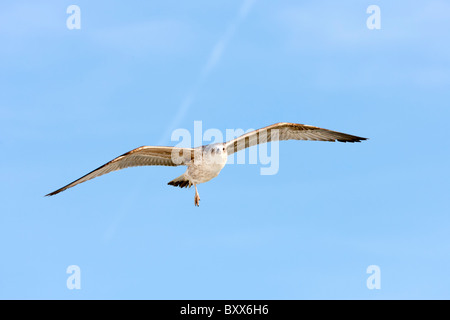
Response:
[[46, 122, 367, 206]]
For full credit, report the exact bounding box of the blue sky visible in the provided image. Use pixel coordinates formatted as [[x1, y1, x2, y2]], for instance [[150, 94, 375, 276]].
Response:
[[0, 0, 449, 299]]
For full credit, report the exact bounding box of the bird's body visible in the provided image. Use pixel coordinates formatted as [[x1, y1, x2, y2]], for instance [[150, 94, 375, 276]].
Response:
[[46, 122, 367, 206], [188, 144, 228, 184], [166, 143, 229, 205]]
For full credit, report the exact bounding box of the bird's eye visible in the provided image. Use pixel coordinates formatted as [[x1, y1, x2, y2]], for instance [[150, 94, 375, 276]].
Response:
[[222, 147, 225, 151]]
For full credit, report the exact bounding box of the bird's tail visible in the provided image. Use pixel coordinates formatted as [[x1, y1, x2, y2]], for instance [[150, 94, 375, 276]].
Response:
[[167, 174, 192, 188]]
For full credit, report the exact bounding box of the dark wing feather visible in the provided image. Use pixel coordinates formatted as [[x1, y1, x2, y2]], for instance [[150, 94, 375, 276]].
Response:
[[225, 122, 367, 155], [46, 146, 194, 196]]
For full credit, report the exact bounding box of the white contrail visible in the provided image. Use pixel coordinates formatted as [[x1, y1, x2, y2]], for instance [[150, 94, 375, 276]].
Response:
[[105, 1, 256, 242], [159, 0, 256, 146]]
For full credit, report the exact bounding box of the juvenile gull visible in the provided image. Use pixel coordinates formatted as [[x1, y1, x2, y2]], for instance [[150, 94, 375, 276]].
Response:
[[46, 122, 367, 206]]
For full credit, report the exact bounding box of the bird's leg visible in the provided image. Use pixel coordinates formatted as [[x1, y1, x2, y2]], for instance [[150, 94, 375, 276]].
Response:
[[194, 184, 200, 207]]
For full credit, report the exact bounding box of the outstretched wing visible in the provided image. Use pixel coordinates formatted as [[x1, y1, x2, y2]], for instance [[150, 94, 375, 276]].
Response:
[[225, 122, 367, 155], [46, 146, 194, 196]]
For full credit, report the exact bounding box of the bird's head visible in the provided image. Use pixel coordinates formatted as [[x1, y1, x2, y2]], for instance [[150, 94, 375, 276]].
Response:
[[204, 143, 228, 165], [208, 143, 226, 155]]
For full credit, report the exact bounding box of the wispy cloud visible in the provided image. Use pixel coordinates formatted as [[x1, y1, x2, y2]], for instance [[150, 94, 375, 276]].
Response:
[[0, 2, 60, 37], [275, 0, 450, 49], [159, 0, 257, 145], [273, 1, 450, 89]]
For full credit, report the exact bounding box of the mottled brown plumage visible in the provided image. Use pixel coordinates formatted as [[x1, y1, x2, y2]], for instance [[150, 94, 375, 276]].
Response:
[[226, 122, 366, 155]]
